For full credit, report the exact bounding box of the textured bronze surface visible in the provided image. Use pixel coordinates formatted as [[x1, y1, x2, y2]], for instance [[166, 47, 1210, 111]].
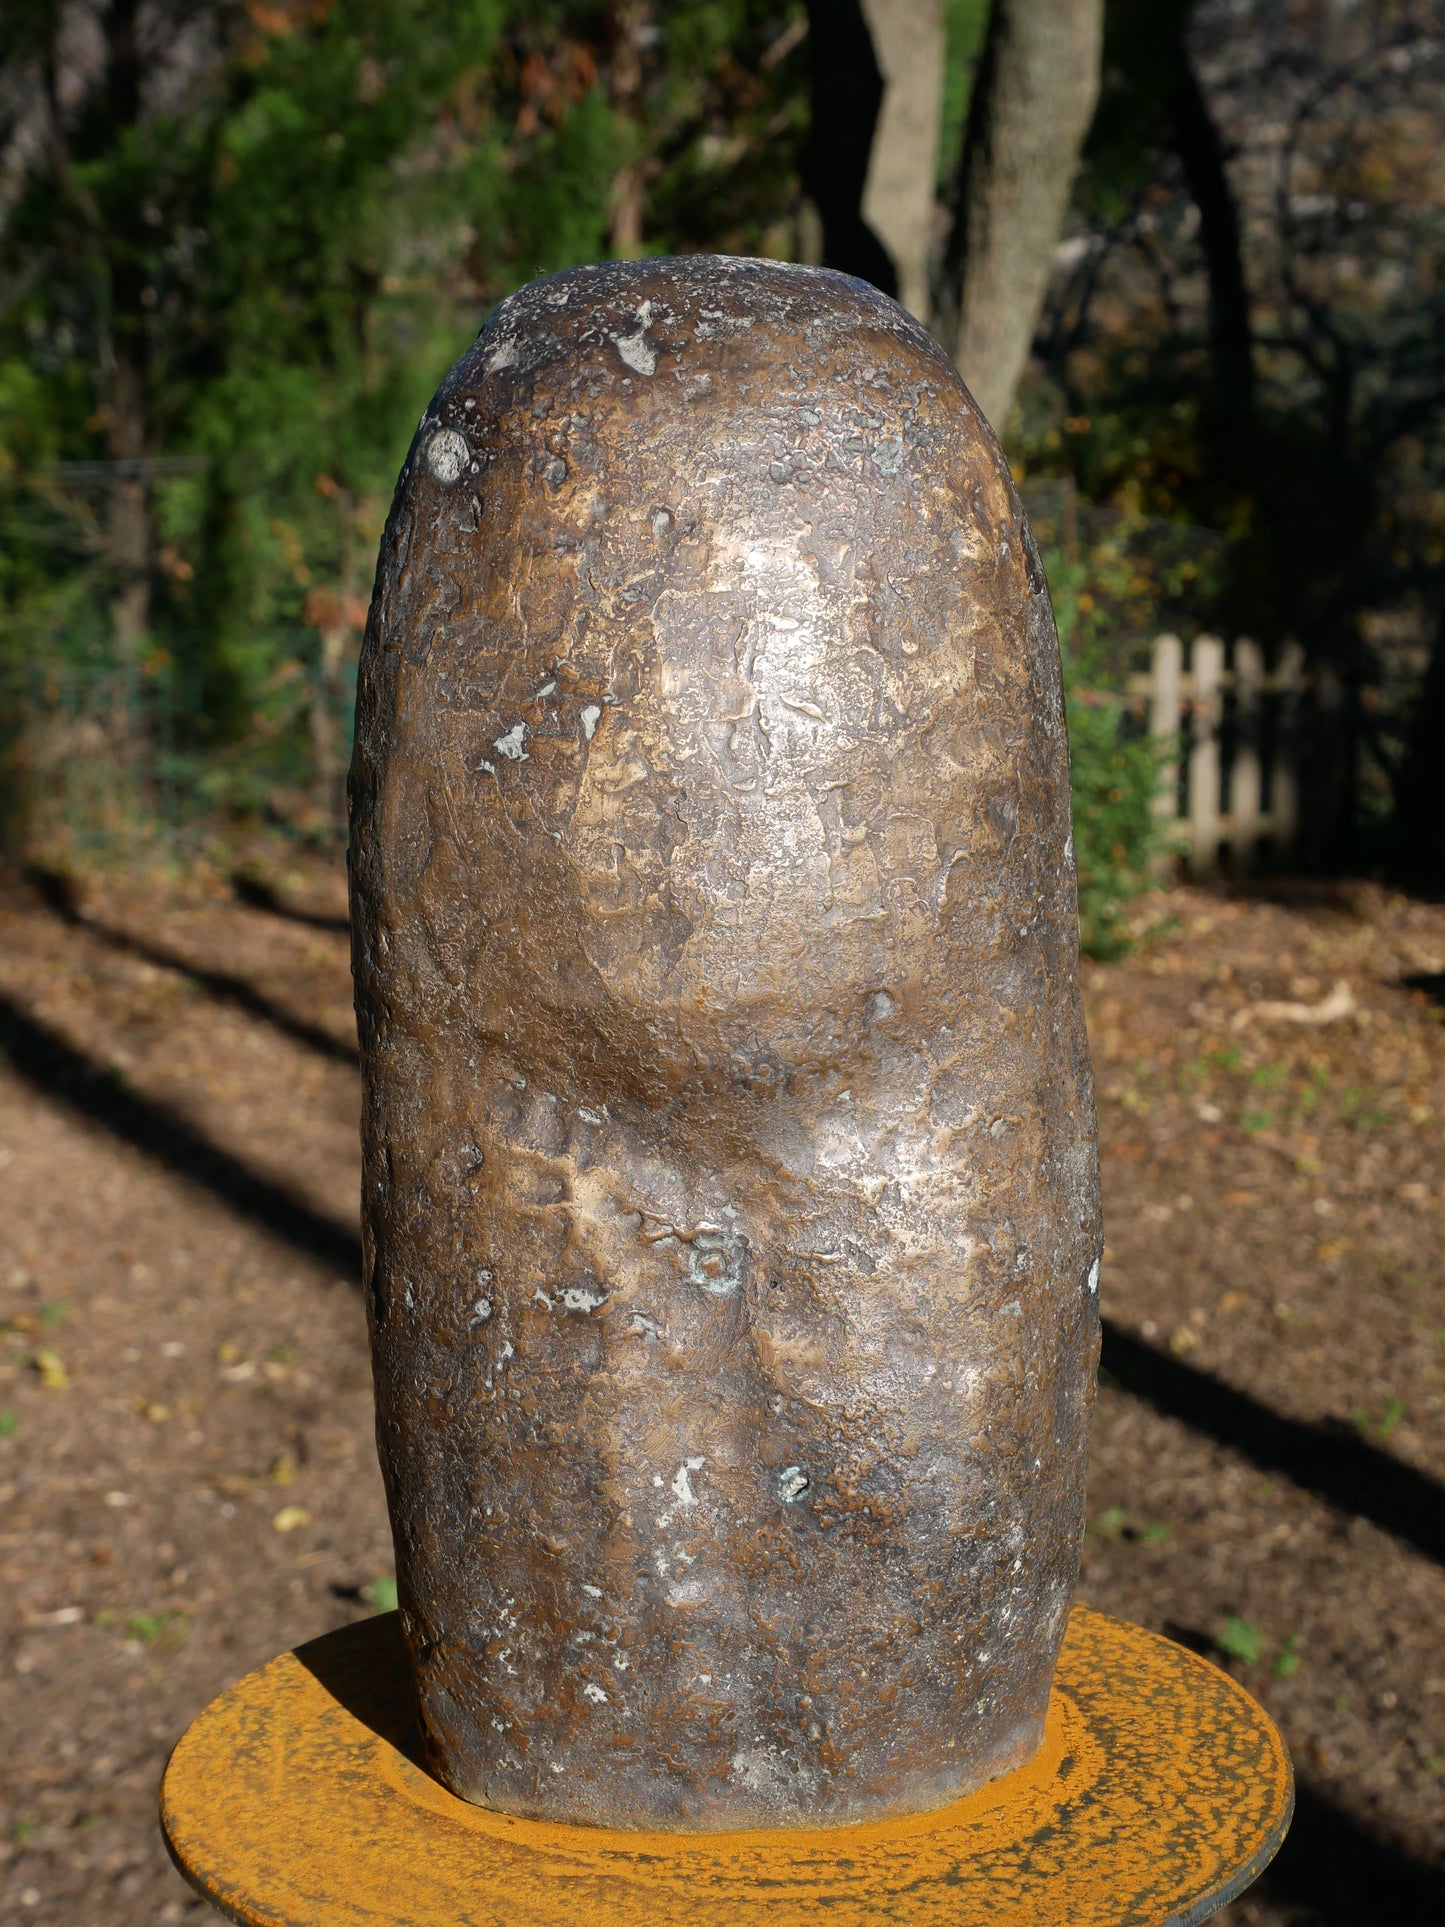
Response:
[[349, 256, 1102, 1831]]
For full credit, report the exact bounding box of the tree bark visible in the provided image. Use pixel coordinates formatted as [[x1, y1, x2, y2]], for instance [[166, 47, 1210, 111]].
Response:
[[1394, 593, 1445, 886], [102, 0, 149, 651], [858, 0, 945, 320], [1166, 21, 1253, 421], [607, 2, 650, 258], [939, 0, 1104, 432], [106, 356, 151, 671]]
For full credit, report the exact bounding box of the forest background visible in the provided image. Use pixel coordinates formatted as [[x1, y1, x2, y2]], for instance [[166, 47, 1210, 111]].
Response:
[[1, 0, 1443, 948]]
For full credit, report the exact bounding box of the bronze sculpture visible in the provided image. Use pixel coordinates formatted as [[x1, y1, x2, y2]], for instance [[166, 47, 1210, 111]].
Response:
[[348, 256, 1101, 1831]]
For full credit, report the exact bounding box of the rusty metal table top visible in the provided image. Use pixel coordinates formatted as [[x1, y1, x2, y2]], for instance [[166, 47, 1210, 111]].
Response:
[[161, 1605, 1291, 1926]]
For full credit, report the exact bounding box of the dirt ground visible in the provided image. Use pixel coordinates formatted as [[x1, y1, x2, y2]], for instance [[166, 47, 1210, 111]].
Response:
[[0, 859, 1441, 1926]]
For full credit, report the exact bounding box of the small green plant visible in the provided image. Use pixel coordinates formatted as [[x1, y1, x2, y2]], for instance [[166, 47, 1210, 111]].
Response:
[[13, 1819, 37, 1848], [1272, 1634, 1302, 1679], [0, 1409, 16, 1438], [1352, 1399, 1406, 1442], [363, 1577, 399, 1614], [39, 1301, 65, 1327], [1339, 1082, 1392, 1130], [1086, 1505, 1127, 1541], [125, 1610, 189, 1651], [1085, 1507, 1170, 1545], [1215, 1617, 1265, 1665], [1240, 1109, 1273, 1134]]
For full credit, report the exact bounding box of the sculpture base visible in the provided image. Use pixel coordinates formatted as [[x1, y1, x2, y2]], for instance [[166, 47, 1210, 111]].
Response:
[[161, 1607, 1291, 1927]]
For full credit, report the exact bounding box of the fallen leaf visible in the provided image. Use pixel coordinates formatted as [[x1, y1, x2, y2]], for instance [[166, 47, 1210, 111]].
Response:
[[272, 1505, 311, 1534], [34, 1348, 69, 1390]]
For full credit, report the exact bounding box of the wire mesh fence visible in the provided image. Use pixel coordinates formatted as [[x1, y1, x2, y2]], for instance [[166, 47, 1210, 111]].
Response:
[[0, 638, 358, 862]]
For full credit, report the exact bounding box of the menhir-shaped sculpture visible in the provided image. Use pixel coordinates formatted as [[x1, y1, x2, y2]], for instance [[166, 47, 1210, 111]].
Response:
[[349, 256, 1102, 1832]]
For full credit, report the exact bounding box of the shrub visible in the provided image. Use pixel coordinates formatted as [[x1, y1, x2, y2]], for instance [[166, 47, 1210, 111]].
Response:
[[1064, 686, 1171, 958], [1043, 539, 1175, 957]]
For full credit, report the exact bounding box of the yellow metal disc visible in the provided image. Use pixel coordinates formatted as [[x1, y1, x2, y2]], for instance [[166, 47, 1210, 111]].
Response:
[[161, 1607, 1291, 1927]]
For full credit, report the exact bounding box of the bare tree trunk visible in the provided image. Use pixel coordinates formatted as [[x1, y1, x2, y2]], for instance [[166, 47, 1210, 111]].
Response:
[[1166, 22, 1253, 421], [608, 2, 650, 258], [1394, 590, 1445, 886], [858, 0, 945, 320], [101, 0, 151, 786], [938, 0, 1104, 432], [106, 355, 150, 668]]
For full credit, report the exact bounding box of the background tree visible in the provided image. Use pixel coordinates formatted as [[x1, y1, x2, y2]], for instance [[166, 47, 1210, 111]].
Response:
[[936, 0, 1104, 428]]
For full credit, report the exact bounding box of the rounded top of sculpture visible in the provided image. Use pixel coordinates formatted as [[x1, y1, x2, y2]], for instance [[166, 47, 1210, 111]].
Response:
[[462, 254, 964, 403], [357, 250, 1066, 1076]]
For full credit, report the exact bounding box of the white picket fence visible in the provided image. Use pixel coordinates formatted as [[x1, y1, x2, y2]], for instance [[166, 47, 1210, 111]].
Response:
[[1122, 634, 1306, 876]]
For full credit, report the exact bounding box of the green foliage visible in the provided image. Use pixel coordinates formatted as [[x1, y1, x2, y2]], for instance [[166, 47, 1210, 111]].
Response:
[[0, 0, 524, 843], [1272, 1634, 1302, 1680], [1087, 1504, 1127, 1540], [938, 0, 991, 188], [1215, 1617, 1265, 1666], [1351, 1398, 1405, 1442], [1085, 1505, 1171, 1543], [1064, 692, 1167, 960], [1043, 545, 1171, 959], [642, 2, 810, 260], [125, 1609, 190, 1650], [0, 1, 815, 852]]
